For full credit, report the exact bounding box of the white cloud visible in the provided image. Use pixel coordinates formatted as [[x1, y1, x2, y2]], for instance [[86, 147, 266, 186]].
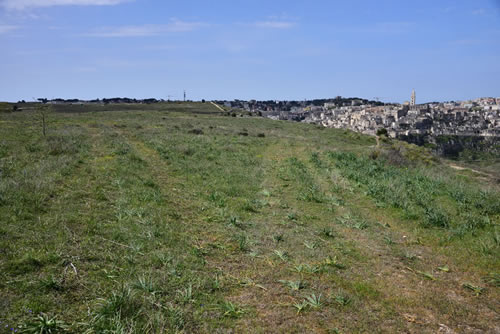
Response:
[[1, 0, 130, 10], [254, 21, 295, 29], [0, 24, 19, 33], [85, 19, 206, 37]]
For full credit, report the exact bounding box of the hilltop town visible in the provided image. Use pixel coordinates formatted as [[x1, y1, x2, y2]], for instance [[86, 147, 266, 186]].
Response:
[[218, 93, 500, 139]]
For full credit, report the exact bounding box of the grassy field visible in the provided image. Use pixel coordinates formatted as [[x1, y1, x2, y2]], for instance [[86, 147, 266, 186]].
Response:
[[0, 103, 499, 333]]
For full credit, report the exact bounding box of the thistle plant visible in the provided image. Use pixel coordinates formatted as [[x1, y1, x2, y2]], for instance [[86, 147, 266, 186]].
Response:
[[323, 256, 346, 269], [273, 249, 290, 262], [305, 293, 323, 308], [321, 228, 335, 238], [278, 280, 307, 291], [292, 264, 305, 273], [306, 265, 322, 274], [293, 301, 309, 314], [273, 233, 285, 243], [21, 313, 68, 334], [303, 241, 318, 249], [333, 289, 351, 306], [220, 301, 246, 318], [237, 234, 249, 252], [133, 275, 156, 294], [463, 283, 485, 296]]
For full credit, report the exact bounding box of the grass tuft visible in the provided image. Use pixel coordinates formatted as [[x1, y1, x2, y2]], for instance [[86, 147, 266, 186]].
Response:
[[219, 301, 246, 318]]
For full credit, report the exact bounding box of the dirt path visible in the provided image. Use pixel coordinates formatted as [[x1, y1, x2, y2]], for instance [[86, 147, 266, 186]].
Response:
[[449, 163, 481, 173], [210, 101, 225, 112], [448, 163, 497, 182]]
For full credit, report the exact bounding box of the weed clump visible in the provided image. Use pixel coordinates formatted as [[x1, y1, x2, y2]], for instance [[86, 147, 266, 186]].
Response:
[[91, 287, 141, 330], [423, 207, 450, 228], [20, 313, 68, 333], [220, 301, 246, 318], [333, 289, 352, 306], [189, 128, 204, 135]]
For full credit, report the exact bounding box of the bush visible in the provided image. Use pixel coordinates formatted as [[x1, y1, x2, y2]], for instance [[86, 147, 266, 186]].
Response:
[[189, 129, 204, 135], [380, 147, 407, 166], [369, 150, 380, 160], [376, 128, 388, 136], [423, 207, 450, 228]]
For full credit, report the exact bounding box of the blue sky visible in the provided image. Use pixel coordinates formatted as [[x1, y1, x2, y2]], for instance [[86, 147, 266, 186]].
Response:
[[1, 0, 499, 103]]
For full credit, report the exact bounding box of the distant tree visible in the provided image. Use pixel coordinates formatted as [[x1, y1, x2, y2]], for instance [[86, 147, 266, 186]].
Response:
[[201, 99, 206, 103], [376, 128, 388, 136], [13, 105, 18, 111]]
